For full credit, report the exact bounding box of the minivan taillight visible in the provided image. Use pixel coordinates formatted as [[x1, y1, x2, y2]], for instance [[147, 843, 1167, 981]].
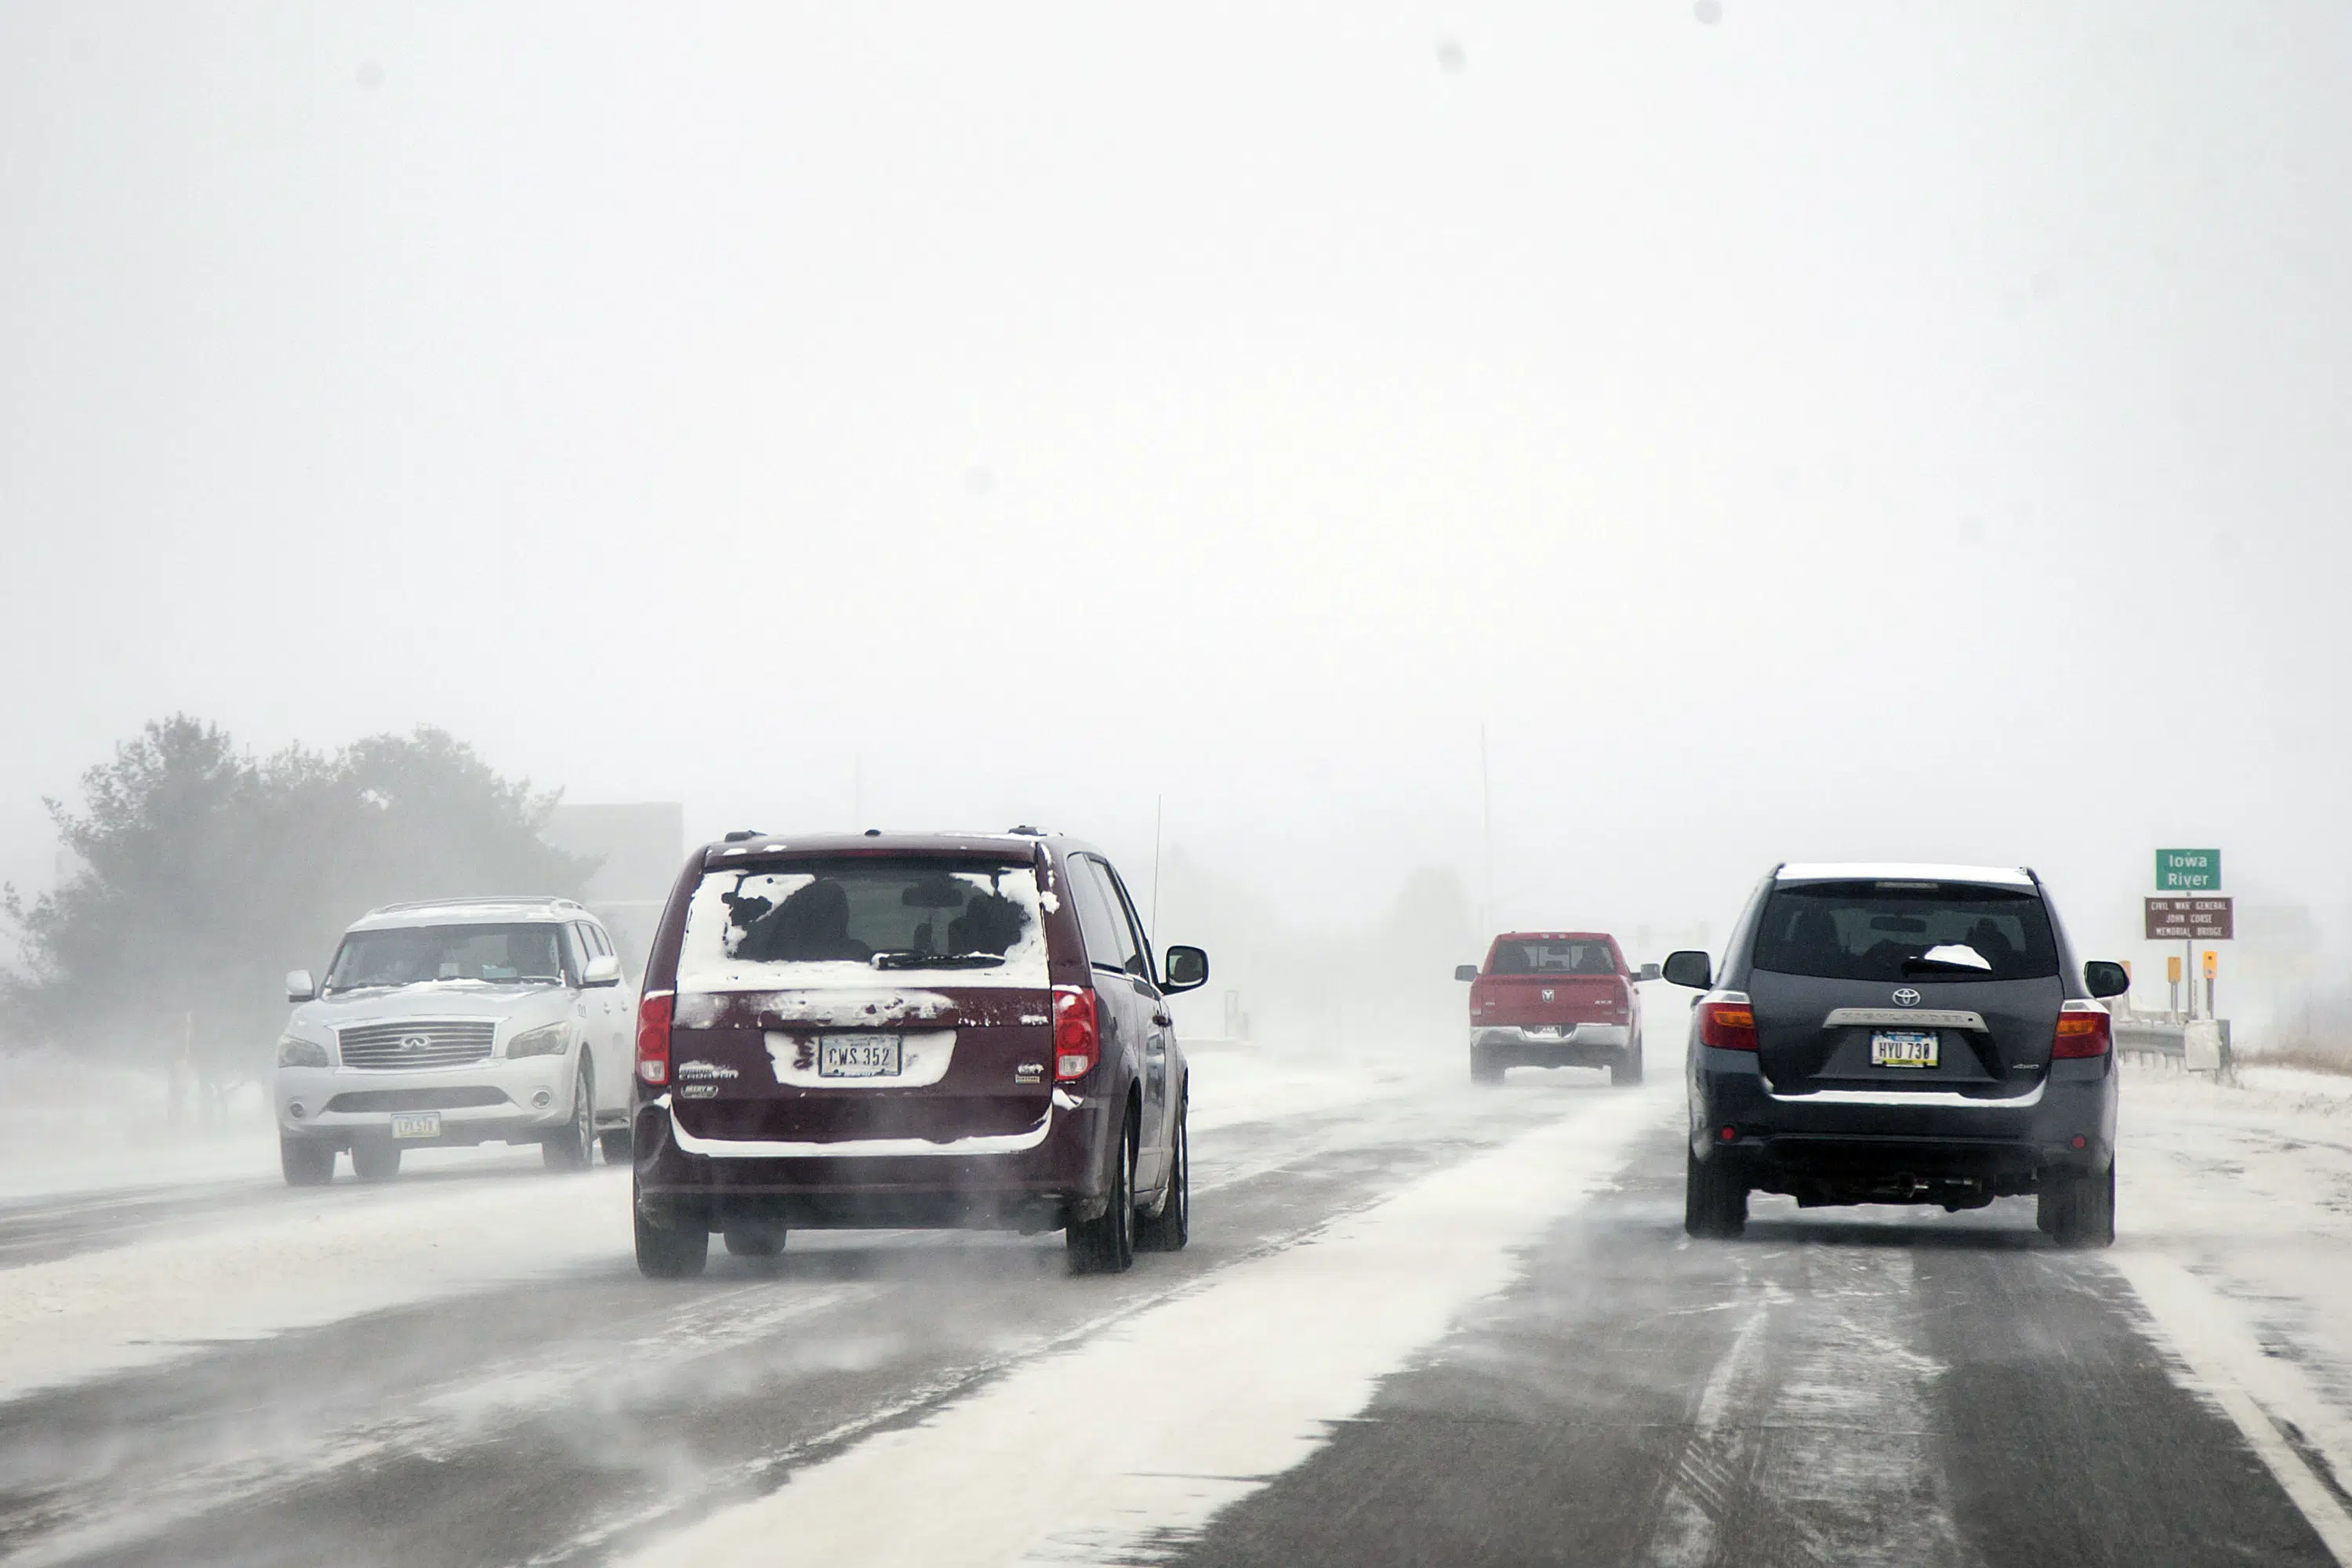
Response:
[[2052, 1001, 2111, 1058], [637, 990, 674, 1085], [1053, 985, 1098, 1081], [1697, 994, 1759, 1051]]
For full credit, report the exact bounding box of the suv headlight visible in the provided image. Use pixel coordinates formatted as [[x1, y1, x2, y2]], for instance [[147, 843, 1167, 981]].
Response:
[[506, 1022, 572, 1058], [277, 1036, 329, 1069]]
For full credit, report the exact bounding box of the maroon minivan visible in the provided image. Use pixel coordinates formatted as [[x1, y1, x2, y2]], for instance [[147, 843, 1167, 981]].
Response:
[[629, 829, 1206, 1277]]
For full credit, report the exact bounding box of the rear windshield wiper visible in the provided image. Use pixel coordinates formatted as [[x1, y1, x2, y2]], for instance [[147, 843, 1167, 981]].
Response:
[[869, 951, 1007, 971], [1900, 954, 1993, 976]]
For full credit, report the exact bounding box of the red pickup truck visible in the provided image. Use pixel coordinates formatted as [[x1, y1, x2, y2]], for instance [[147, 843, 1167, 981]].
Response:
[[1455, 931, 1647, 1087]]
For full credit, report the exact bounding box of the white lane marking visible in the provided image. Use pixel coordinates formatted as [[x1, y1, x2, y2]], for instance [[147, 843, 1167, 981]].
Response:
[[2114, 1249, 2352, 1564], [623, 1082, 1678, 1568]]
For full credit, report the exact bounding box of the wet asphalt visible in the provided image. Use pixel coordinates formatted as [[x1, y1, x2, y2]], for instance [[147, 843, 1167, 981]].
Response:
[[0, 1067, 2338, 1567], [1171, 1114, 2333, 1568]]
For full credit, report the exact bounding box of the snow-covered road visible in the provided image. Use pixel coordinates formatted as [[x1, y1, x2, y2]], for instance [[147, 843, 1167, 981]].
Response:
[[5, 1031, 2352, 1566]]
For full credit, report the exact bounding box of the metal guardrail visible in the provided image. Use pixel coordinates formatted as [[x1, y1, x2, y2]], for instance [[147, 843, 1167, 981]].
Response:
[[2114, 1015, 2233, 1073]]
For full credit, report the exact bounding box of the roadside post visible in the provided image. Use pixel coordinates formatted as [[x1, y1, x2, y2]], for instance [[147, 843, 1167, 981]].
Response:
[[2127, 851, 2233, 1073], [2147, 851, 2230, 1024]]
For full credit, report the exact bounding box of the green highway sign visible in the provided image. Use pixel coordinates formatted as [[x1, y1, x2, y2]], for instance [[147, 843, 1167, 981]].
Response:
[[2155, 848, 2221, 891]]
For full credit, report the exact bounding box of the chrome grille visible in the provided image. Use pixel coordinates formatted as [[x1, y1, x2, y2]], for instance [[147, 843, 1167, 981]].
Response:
[[337, 1020, 498, 1070]]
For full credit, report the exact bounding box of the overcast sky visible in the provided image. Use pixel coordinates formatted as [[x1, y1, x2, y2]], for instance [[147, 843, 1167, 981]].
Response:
[[5, 3, 2348, 990]]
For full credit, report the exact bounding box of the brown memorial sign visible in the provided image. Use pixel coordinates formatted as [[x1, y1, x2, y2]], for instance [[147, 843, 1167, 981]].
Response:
[[2145, 896, 2234, 941]]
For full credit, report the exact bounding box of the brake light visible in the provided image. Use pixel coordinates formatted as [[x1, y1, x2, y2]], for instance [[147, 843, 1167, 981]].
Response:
[[2052, 1001, 2111, 1058], [1053, 985, 1098, 1081], [1698, 994, 1759, 1051], [637, 990, 674, 1084]]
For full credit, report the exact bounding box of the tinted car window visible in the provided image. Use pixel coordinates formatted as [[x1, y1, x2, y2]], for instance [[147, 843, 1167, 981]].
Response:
[[1751, 880, 2058, 983], [1069, 856, 1135, 974], [1490, 940, 1616, 976], [1091, 858, 1156, 982], [677, 857, 1047, 989], [561, 922, 591, 978]]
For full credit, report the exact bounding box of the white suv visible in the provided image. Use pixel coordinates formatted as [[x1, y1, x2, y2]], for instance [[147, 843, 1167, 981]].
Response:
[[274, 898, 637, 1185]]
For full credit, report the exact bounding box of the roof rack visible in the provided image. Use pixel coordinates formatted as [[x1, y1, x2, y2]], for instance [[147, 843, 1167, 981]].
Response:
[[1007, 825, 1054, 837], [365, 896, 587, 915]]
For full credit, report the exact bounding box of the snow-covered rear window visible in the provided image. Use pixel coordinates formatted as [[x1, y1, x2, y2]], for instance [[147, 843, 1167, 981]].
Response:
[[678, 858, 1048, 992]]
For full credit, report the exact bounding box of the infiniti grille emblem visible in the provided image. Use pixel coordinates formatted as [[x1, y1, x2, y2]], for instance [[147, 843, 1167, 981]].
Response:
[[1892, 988, 1922, 1008], [401, 1034, 430, 1051]]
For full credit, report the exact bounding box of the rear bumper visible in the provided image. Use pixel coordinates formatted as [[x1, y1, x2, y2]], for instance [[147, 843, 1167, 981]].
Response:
[[1690, 1046, 2117, 1200], [632, 1088, 1115, 1232], [1473, 1024, 1629, 1067]]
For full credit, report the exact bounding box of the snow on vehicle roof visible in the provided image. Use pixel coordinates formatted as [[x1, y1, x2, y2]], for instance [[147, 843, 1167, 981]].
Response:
[[1774, 862, 2034, 888], [347, 897, 591, 931], [703, 830, 1045, 862]]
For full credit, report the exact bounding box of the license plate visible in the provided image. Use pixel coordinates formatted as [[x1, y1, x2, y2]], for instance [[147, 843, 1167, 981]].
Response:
[[390, 1112, 441, 1139], [818, 1035, 902, 1078], [1870, 1030, 1939, 1069]]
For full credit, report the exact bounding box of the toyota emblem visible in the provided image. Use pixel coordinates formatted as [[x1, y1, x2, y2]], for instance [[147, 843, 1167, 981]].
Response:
[[401, 1034, 430, 1051], [1892, 988, 1922, 1008]]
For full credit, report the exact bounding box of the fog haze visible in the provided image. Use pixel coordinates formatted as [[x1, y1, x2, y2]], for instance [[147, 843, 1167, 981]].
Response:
[[5, 3, 2348, 1012]]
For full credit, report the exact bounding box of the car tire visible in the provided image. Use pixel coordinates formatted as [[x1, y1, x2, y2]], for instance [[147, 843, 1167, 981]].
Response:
[[723, 1223, 788, 1258], [1068, 1108, 1137, 1275], [543, 1062, 595, 1172], [1684, 1145, 1747, 1239], [1611, 1043, 1643, 1087], [350, 1140, 401, 1183], [1134, 1091, 1189, 1254], [636, 1192, 710, 1279], [281, 1138, 336, 1187], [1470, 1050, 1504, 1086], [599, 1127, 633, 1164], [2049, 1160, 2115, 1250]]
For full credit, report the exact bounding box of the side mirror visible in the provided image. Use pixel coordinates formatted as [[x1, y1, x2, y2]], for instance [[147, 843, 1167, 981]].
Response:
[[1454, 964, 1480, 982], [1163, 945, 1210, 994], [285, 969, 317, 1004], [1661, 951, 1712, 990], [1638, 963, 1662, 982], [583, 953, 622, 988], [2083, 960, 2130, 1000]]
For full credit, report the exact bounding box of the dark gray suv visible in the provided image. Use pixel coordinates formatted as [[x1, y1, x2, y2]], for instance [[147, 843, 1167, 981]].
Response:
[[1666, 863, 2128, 1248]]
